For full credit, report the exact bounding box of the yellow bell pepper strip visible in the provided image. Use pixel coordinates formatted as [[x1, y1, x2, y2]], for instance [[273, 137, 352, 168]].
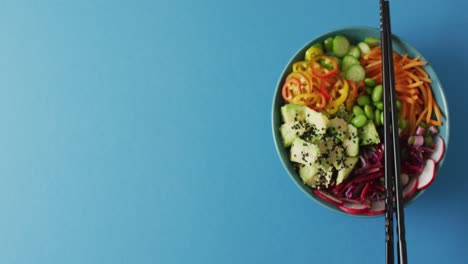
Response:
[[291, 93, 317, 106], [287, 72, 313, 94], [292, 61, 309, 74], [292, 93, 326, 110], [325, 78, 349, 114], [305, 43, 324, 61]]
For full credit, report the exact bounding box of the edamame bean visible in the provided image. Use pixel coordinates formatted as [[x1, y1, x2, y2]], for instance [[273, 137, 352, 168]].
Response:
[[364, 78, 376, 87], [396, 100, 402, 111], [351, 115, 368, 128], [364, 105, 374, 120], [424, 135, 433, 147], [375, 102, 383, 110], [353, 105, 365, 116], [398, 118, 407, 129], [380, 111, 384, 125], [372, 84, 383, 102], [357, 95, 370, 106], [375, 109, 381, 126], [366, 87, 373, 95]]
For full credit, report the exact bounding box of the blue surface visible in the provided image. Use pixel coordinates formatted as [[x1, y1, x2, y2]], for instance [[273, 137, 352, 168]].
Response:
[[0, 0, 466, 263]]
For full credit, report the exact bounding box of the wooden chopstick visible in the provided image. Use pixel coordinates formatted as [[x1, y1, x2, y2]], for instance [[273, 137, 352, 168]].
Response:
[[380, 0, 408, 263]]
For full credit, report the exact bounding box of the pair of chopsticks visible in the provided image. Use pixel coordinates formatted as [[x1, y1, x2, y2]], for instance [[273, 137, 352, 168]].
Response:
[[379, 0, 408, 263]]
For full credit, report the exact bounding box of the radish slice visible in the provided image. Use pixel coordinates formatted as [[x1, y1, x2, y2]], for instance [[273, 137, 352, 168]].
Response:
[[428, 126, 438, 135], [314, 189, 343, 206], [415, 126, 425, 136], [408, 136, 424, 147], [365, 200, 386, 215], [417, 159, 436, 190], [339, 202, 369, 215], [403, 176, 418, 200], [430, 136, 445, 164]]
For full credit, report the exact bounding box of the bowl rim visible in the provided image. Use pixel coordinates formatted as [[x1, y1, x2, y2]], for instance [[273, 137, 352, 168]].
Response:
[[271, 25, 450, 218]]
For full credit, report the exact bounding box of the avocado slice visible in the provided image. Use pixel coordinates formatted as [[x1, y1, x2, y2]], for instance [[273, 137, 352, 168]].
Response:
[[336, 157, 359, 185], [359, 120, 380, 145], [328, 117, 348, 141], [343, 124, 359, 156], [281, 104, 306, 123]]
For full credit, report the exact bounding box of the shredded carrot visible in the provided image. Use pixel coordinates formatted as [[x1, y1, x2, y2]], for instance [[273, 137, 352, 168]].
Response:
[[416, 108, 428, 126], [432, 98, 443, 125], [425, 83, 433, 124], [414, 66, 429, 78], [400, 54, 408, 65], [365, 60, 382, 69], [408, 81, 424, 88], [402, 102, 408, 120], [361, 47, 444, 134], [402, 61, 427, 70]]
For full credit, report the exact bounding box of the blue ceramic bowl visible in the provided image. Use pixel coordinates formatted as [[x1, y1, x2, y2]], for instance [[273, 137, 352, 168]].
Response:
[[272, 26, 450, 217]]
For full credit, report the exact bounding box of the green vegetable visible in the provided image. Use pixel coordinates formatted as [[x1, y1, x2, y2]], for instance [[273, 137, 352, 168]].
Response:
[[319, 58, 334, 70], [324, 37, 334, 52], [347, 45, 360, 59], [312, 42, 323, 50], [424, 135, 433, 147], [343, 124, 359, 156], [281, 104, 306, 123], [375, 109, 381, 126], [372, 84, 383, 102], [375, 102, 383, 110], [364, 105, 375, 120], [358, 120, 380, 145], [336, 157, 359, 184], [380, 111, 384, 125], [424, 128, 432, 137], [298, 164, 319, 187], [364, 78, 376, 87], [357, 95, 371, 106], [357, 42, 370, 54], [398, 118, 407, 129], [290, 138, 320, 166], [396, 100, 402, 111], [364, 37, 380, 47], [351, 115, 368, 128], [352, 105, 365, 116], [280, 121, 307, 147], [344, 64, 366, 82], [341, 55, 360, 72], [329, 117, 348, 141], [366, 87, 373, 95], [332, 35, 350, 57]]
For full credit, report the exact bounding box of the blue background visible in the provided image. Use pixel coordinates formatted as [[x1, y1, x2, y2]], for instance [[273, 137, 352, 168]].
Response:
[[0, 0, 465, 263]]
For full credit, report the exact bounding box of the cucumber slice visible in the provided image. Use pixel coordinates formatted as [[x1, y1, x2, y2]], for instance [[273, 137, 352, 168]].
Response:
[[324, 37, 333, 53], [357, 42, 371, 55], [347, 45, 361, 59], [332, 35, 350, 58], [341, 55, 360, 72], [345, 64, 366, 82], [364, 37, 380, 47]]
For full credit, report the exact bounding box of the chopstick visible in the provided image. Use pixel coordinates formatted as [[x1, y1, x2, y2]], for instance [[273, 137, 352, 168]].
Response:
[[379, 0, 408, 263]]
